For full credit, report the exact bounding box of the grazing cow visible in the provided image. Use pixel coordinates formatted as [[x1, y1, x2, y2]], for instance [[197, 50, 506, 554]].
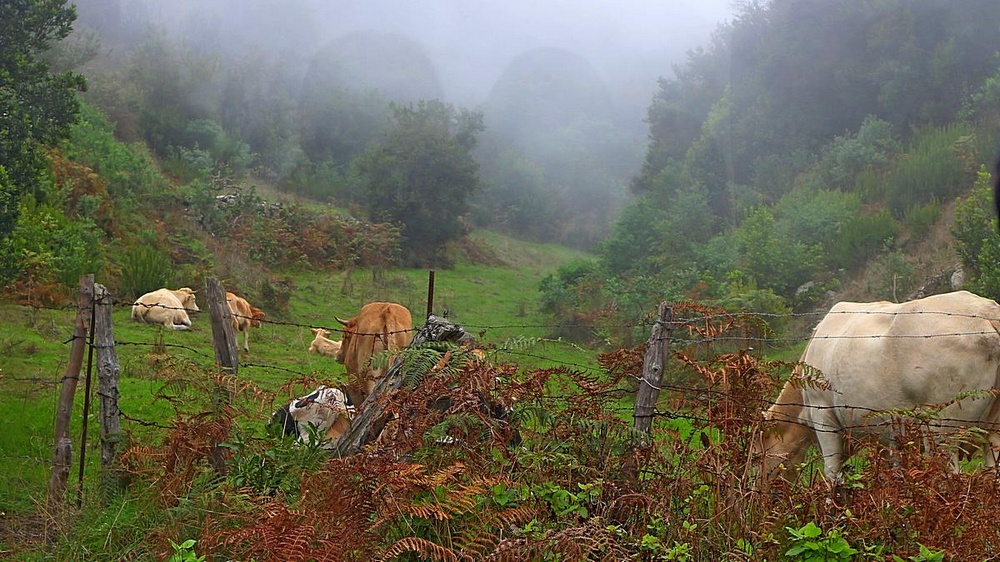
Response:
[[270, 386, 355, 447], [131, 287, 199, 330], [308, 327, 342, 357], [226, 292, 265, 352], [335, 302, 414, 407], [756, 291, 1000, 484]]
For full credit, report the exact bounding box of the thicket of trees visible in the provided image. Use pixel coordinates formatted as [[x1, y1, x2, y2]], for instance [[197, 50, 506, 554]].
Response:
[[540, 0, 1000, 345], [0, 0, 87, 284]]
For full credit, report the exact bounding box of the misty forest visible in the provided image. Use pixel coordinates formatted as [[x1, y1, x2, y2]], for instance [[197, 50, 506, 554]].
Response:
[[7, 0, 1000, 559]]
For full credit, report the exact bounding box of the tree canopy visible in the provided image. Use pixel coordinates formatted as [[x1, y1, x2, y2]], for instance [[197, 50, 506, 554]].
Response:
[[355, 100, 484, 267], [0, 0, 86, 282]]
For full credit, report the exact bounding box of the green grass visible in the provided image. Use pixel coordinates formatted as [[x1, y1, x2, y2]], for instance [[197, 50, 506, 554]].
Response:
[[0, 231, 595, 532]]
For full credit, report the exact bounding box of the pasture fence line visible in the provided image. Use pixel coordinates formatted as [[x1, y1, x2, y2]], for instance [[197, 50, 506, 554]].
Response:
[[41, 279, 1000, 509]]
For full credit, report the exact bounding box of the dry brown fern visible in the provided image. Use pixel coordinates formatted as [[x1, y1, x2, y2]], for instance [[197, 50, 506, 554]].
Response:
[[378, 536, 464, 562]]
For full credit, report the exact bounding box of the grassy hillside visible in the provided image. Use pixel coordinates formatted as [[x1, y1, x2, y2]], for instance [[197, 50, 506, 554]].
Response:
[[0, 231, 592, 533]]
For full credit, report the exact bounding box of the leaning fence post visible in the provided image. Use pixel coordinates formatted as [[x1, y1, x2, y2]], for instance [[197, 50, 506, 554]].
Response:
[[48, 274, 94, 508], [94, 284, 123, 497], [633, 302, 673, 438]]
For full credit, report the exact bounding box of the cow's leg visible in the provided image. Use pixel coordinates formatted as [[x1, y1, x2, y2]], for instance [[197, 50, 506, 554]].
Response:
[[809, 409, 845, 484], [242, 328, 250, 352]]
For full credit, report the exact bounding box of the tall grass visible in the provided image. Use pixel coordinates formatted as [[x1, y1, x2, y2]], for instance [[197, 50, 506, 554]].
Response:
[[884, 123, 976, 216]]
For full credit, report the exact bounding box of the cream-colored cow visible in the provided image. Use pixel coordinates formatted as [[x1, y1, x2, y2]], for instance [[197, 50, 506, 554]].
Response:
[[131, 287, 199, 330], [756, 291, 1000, 483]]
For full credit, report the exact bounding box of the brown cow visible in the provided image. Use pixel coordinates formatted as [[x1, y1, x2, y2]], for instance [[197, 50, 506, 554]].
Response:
[[335, 302, 413, 407], [226, 292, 265, 352]]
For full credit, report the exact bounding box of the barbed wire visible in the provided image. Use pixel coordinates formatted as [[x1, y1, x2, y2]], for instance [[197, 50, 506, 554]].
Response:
[[19, 294, 1000, 444], [21, 297, 1000, 343]]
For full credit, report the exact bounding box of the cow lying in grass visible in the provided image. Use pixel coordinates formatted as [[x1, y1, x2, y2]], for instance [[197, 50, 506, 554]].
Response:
[[308, 327, 342, 357], [226, 292, 265, 352], [131, 287, 199, 330], [270, 386, 356, 448]]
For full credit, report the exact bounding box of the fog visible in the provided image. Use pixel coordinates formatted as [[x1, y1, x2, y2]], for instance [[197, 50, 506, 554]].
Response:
[[95, 0, 735, 128], [314, 0, 735, 114]]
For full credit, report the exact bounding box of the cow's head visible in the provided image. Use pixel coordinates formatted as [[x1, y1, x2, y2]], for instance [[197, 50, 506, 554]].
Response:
[[334, 315, 356, 364], [751, 383, 815, 486], [175, 287, 200, 312], [250, 306, 266, 328], [287, 386, 352, 445]]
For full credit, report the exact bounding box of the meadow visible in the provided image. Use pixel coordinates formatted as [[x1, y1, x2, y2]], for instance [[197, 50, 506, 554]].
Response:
[[0, 232, 600, 557]]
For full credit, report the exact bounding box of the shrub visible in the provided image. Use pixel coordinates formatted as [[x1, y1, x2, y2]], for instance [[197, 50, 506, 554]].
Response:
[[884, 124, 975, 216], [903, 201, 941, 241], [952, 164, 1000, 300], [827, 209, 897, 271], [119, 245, 172, 300]]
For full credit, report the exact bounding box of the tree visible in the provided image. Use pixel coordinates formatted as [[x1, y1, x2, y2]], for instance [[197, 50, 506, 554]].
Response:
[[0, 0, 86, 283], [354, 100, 483, 267]]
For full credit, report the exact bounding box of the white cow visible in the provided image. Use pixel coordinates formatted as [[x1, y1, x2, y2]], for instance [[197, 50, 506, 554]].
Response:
[[757, 291, 1000, 483], [273, 386, 354, 448], [131, 287, 200, 330]]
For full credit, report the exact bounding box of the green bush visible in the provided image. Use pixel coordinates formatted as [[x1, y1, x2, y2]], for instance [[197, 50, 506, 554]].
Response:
[[827, 209, 897, 271], [118, 244, 172, 300], [9, 202, 105, 287], [64, 103, 173, 212], [884, 124, 975, 216], [952, 164, 1000, 300], [903, 201, 942, 241]]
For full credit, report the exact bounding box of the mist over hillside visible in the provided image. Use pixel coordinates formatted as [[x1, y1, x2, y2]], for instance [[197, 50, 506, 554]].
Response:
[[76, 0, 735, 130]]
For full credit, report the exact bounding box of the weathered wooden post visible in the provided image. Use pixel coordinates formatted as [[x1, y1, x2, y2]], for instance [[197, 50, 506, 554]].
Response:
[[204, 277, 237, 475], [333, 315, 475, 457], [205, 277, 238, 375], [426, 270, 435, 319], [94, 284, 123, 497], [633, 302, 673, 437], [48, 274, 94, 507]]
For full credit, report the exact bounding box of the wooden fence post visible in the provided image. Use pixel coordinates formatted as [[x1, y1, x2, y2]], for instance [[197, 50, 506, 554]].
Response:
[[48, 274, 94, 507], [205, 277, 238, 376], [94, 284, 123, 497], [426, 270, 435, 319], [332, 315, 475, 457], [204, 277, 236, 475], [633, 302, 673, 437]]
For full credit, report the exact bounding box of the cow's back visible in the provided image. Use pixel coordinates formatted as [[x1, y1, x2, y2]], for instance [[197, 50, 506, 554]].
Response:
[[339, 301, 413, 385], [803, 290, 1000, 434]]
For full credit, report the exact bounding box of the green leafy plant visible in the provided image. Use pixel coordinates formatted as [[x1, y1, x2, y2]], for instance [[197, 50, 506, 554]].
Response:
[[892, 543, 946, 562], [784, 522, 858, 561], [168, 539, 206, 562]]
